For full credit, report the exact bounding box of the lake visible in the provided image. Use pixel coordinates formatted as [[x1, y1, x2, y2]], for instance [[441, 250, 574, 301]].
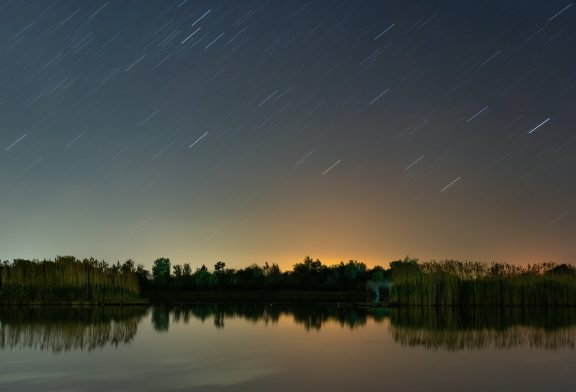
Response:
[[1, 305, 575, 391]]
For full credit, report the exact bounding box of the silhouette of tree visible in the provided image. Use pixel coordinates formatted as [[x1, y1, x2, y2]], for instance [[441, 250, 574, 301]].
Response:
[[152, 258, 171, 288], [193, 264, 216, 288], [214, 261, 226, 272]]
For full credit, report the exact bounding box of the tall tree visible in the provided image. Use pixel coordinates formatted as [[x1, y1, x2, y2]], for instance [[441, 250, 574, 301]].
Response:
[[152, 258, 171, 287]]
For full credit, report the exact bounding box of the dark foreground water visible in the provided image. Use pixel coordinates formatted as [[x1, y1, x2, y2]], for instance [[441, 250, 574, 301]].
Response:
[[1, 305, 576, 391]]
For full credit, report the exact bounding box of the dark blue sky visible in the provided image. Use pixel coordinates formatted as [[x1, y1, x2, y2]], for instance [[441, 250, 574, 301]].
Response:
[[1, 0, 575, 268]]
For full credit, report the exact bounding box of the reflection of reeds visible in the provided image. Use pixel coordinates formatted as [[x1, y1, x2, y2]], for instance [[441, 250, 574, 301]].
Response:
[[389, 307, 576, 350], [390, 325, 576, 351], [0, 307, 148, 352]]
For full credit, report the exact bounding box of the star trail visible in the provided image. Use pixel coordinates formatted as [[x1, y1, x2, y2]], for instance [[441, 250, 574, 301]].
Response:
[[0, 0, 575, 268]]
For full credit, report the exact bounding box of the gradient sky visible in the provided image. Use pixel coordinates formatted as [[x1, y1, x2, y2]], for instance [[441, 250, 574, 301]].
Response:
[[1, 0, 575, 269]]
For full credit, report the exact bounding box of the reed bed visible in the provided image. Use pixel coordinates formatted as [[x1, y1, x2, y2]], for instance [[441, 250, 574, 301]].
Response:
[[389, 259, 576, 306], [0, 256, 142, 303]]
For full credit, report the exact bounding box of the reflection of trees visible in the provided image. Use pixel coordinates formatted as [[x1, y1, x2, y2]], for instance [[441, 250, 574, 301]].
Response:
[[151, 306, 170, 332], [170, 304, 281, 329], [5, 305, 574, 352], [0, 306, 147, 352], [160, 305, 576, 350], [389, 307, 576, 350], [291, 305, 370, 330], [164, 304, 386, 331]]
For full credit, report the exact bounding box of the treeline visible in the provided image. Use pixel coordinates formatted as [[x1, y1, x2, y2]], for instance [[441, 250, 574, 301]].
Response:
[[389, 258, 576, 306], [0, 256, 142, 303], [2, 255, 575, 306], [139, 256, 378, 291]]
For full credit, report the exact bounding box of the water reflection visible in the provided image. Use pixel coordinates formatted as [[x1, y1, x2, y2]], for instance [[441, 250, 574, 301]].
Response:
[[0, 306, 147, 352], [165, 304, 388, 331], [389, 307, 576, 350], [2, 305, 576, 352]]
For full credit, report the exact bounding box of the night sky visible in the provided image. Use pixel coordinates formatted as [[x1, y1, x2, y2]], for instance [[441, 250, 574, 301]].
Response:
[[1, 0, 575, 269]]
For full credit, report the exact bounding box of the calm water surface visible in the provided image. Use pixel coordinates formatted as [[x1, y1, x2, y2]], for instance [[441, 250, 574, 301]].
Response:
[[1, 305, 575, 391]]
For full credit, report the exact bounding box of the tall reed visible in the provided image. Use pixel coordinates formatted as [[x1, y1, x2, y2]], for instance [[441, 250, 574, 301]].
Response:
[[0, 256, 142, 303], [389, 259, 576, 306]]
